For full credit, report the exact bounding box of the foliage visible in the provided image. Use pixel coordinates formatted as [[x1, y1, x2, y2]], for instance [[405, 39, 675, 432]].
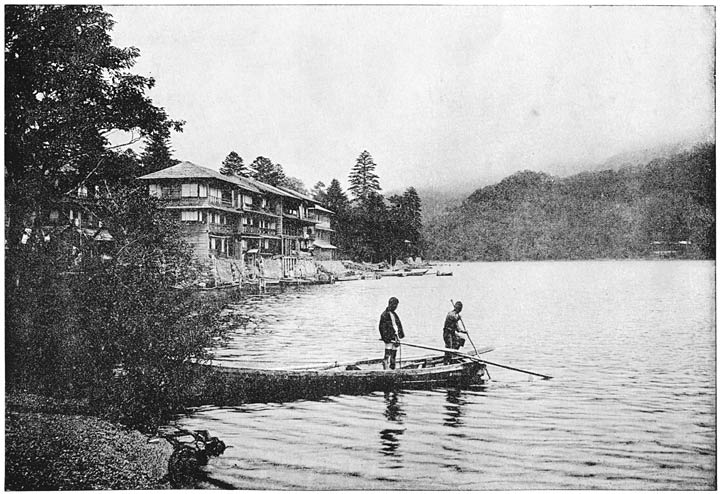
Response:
[[320, 170, 423, 263], [141, 131, 179, 174], [423, 143, 715, 261], [250, 156, 286, 186], [6, 187, 221, 432], [219, 151, 249, 176], [280, 175, 309, 195], [348, 150, 381, 202], [387, 187, 423, 258], [5, 5, 217, 433], [310, 181, 328, 204], [5, 5, 183, 240]]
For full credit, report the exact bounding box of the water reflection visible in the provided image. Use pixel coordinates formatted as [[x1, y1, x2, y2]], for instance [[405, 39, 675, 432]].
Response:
[[443, 389, 466, 428], [383, 391, 405, 422], [380, 392, 405, 458]]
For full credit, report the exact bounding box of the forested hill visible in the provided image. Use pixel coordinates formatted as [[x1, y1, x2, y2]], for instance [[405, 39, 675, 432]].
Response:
[[423, 142, 715, 261]]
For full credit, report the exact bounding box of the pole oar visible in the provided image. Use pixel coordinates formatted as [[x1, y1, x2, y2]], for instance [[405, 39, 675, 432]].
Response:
[[451, 299, 478, 355], [400, 341, 494, 357], [400, 341, 553, 380]]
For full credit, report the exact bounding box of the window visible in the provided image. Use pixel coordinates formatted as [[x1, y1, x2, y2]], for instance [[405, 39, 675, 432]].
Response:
[[199, 184, 207, 197], [77, 185, 88, 197], [244, 195, 253, 205], [49, 210, 59, 221], [182, 183, 198, 197], [181, 210, 199, 221], [149, 184, 161, 197]]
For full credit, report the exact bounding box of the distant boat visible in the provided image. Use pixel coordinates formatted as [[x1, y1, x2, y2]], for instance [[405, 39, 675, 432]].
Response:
[[377, 268, 429, 278], [436, 270, 453, 277]]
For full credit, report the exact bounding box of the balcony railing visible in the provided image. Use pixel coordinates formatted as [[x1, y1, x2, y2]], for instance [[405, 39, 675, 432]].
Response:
[[208, 223, 233, 235], [163, 196, 234, 208], [240, 225, 261, 235], [243, 203, 278, 215]]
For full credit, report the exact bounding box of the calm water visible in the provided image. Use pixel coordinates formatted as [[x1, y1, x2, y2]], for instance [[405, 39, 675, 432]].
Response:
[[177, 260, 716, 489]]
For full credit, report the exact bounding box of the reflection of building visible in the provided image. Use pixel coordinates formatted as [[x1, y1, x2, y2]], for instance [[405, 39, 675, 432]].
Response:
[[138, 161, 335, 262]]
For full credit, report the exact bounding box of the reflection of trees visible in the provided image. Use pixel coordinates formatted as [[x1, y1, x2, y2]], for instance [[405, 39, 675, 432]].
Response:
[[443, 389, 466, 428], [380, 392, 405, 457]]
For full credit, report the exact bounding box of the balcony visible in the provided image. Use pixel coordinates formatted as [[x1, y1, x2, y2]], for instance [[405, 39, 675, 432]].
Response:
[[208, 223, 233, 235], [240, 225, 261, 235], [243, 202, 279, 216], [164, 196, 234, 208]]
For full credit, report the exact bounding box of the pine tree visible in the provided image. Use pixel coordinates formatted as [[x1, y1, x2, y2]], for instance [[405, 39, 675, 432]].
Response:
[[250, 156, 286, 186], [280, 175, 308, 194], [388, 187, 423, 259], [311, 181, 327, 204], [219, 151, 249, 176], [141, 132, 178, 174], [324, 179, 350, 254], [348, 150, 381, 202], [325, 179, 349, 213]]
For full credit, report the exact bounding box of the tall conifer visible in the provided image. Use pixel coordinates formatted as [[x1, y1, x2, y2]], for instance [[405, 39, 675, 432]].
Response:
[[348, 150, 381, 202]]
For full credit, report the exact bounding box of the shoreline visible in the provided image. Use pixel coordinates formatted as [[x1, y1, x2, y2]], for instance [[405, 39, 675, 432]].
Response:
[[5, 391, 173, 490]]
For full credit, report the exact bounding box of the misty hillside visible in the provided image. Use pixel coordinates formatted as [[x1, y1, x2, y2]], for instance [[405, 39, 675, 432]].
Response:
[[415, 140, 713, 225], [421, 142, 715, 261]]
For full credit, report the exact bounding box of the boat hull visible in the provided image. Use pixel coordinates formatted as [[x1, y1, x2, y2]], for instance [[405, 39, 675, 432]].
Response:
[[195, 351, 489, 405]]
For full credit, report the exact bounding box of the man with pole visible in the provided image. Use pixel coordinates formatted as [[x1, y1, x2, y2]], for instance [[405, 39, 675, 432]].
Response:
[[443, 300, 468, 364], [378, 297, 404, 370]]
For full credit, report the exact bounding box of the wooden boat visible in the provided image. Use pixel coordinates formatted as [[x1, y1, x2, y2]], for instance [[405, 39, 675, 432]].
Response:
[[436, 271, 453, 276], [196, 347, 492, 405], [405, 268, 429, 276], [376, 269, 405, 277], [377, 268, 429, 278]]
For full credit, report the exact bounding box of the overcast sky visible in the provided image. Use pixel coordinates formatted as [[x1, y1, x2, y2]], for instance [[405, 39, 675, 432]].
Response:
[[105, 5, 714, 193]]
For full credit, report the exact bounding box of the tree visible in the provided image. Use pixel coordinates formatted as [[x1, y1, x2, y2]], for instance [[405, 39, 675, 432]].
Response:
[[141, 131, 179, 174], [311, 181, 328, 204], [324, 179, 350, 253], [348, 150, 381, 202], [219, 151, 249, 176], [5, 5, 183, 243], [355, 191, 389, 262], [250, 156, 286, 186], [388, 187, 423, 258], [280, 176, 309, 195], [4, 6, 221, 432]]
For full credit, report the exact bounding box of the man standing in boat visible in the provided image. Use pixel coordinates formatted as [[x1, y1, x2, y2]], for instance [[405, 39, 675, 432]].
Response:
[[443, 301, 467, 364], [379, 297, 405, 370]]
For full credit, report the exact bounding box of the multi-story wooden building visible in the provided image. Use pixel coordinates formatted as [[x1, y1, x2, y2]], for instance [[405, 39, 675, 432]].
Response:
[[138, 161, 335, 263], [308, 204, 337, 260]]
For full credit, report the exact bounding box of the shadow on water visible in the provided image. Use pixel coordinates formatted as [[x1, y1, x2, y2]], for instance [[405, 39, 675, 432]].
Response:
[[380, 391, 406, 458]]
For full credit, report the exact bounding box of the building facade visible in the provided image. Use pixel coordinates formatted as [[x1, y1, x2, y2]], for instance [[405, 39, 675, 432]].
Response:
[[138, 161, 336, 264]]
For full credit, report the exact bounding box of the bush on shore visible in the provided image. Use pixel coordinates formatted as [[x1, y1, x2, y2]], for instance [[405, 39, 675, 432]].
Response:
[[6, 186, 223, 433]]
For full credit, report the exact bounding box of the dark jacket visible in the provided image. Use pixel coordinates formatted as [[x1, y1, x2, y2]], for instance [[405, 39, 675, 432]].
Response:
[[379, 308, 405, 343]]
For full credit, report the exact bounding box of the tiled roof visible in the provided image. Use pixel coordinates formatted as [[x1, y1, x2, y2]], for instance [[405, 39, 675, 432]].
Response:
[[277, 186, 318, 203], [310, 204, 335, 214], [243, 177, 298, 199], [138, 161, 260, 193]]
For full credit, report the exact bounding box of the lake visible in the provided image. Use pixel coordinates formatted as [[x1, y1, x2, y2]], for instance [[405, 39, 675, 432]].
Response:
[[176, 260, 716, 489]]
